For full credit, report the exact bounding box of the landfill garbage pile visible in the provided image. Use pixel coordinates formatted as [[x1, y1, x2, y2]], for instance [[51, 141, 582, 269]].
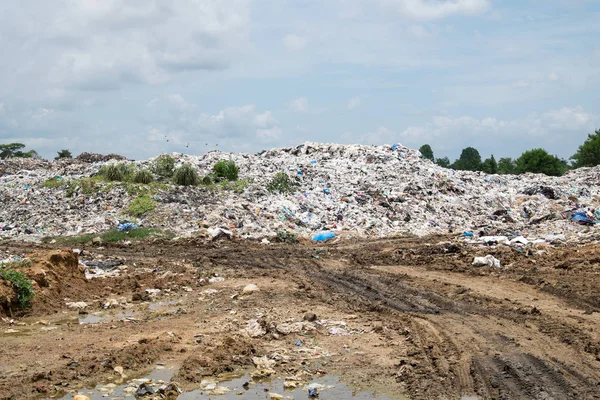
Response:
[[2, 142, 600, 243]]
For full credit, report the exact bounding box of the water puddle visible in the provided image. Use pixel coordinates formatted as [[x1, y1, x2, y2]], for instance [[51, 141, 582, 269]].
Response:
[[60, 365, 176, 399], [78, 314, 104, 325], [60, 367, 406, 399], [148, 299, 181, 311], [179, 375, 404, 399]]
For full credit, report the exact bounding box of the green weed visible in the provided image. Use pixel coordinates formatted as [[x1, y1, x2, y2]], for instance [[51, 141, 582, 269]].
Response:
[[127, 196, 155, 217], [0, 269, 34, 309]]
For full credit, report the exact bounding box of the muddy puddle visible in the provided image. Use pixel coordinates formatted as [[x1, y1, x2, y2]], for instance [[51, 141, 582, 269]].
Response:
[[60, 366, 406, 399]]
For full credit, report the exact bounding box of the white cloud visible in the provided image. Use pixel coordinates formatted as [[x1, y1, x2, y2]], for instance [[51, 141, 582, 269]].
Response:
[[0, 0, 252, 99], [290, 97, 309, 112], [379, 0, 491, 20], [347, 96, 361, 110], [548, 72, 560, 81], [166, 94, 191, 110], [283, 34, 307, 51]]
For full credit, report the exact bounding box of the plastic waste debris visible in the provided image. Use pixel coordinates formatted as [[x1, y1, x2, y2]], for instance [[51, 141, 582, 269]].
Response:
[[572, 211, 594, 225], [463, 231, 474, 237], [472, 255, 501, 268], [135, 382, 155, 397], [117, 222, 138, 232], [312, 232, 336, 242]]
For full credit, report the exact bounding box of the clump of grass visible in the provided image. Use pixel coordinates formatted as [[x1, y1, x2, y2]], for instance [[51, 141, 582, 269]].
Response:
[[275, 230, 299, 244], [267, 172, 296, 194], [98, 163, 133, 182], [0, 259, 32, 269], [0, 269, 35, 309], [132, 169, 154, 184], [153, 155, 175, 178], [127, 196, 155, 217], [65, 177, 103, 197], [41, 176, 66, 189], [173, 163, 199, 186], [219, 178, 253, 194], [213, 160, 239, 181], [41, 228, 167, 245]]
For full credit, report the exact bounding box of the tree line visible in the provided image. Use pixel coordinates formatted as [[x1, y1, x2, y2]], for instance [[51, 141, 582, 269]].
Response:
[[419, 129, 600, 177], [0, 143, 71, 160]]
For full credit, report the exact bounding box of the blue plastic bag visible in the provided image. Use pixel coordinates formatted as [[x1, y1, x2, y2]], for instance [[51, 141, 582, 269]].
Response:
[[572, 212, 593, 225], [391, 143, 400, 151], [463, 231, 474, 237], [118, 222, 139, 232], [312, 232, 336, 242], [323, 188, 331, 195]]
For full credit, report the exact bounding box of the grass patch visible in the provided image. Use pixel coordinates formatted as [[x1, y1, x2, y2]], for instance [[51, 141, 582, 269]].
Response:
[[173, 163, 199, 186], [127, 196, 155, 217], [217, 178, 253, 193], [213, 160, 239, 181], [41, 228, 171, 245], [41, 176, 66, 189], [275, 230, 299, 244], [0, 259, 32, 269], [153, 155, 175, 178], [267, 172, 296, 194], [65, 177, 105, 197], [132, 169, 154, 184], [65, 177, 166, 198], [0, 269, 34, 309]]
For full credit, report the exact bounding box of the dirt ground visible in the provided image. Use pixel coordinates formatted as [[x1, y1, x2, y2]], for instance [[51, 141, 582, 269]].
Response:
[[1, 236, 599, 399]]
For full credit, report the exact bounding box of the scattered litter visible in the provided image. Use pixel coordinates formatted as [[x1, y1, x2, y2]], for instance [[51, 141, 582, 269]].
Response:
[[472, 255, 501, 268], [117, 222, 138, 232], [242, 283, 260, 294], [313, 232, 336, 242]]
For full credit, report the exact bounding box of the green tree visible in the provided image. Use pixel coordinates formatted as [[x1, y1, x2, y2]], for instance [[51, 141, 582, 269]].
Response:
[[55, 149, 72, 160], [516, 148, 568, 176], [497, 157, 516, 174], [571, 129, 600, 168], [452, 147, 482, 171], [419, 144, 434, 160], [481, 155, 498, 174], [0, 143, 26, 159], [435, 156, 451, 168]]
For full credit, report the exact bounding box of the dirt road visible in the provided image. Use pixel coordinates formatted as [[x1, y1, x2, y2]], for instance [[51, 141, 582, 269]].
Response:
[[1, 236, 599, 399]]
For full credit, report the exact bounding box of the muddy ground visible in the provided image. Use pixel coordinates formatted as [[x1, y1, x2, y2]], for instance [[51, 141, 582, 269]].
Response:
[[1, 236, 599, 399]]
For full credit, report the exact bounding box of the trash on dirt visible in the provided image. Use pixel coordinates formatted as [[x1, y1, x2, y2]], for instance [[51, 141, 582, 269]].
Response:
[[66, 301, 88, 310], [135, 382, 155, 396], [73, 395, 90, 400], [480, 236, 509, 245], [252, 356, 276, 369], [208, 227, 232, 240], [472, 255, 501, 268], [242, 283, 260, 294], [328, 326, 350, 336], [510, 236, 529, 245], [245, 319, 267, 338], [117, 222, 139, 231], [313, 232, 336, 242], [208, 276, 225, 284], [114, 365, 125, 378]]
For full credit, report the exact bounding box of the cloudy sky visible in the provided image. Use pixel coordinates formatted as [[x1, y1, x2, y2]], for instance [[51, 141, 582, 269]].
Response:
[[0, 0, 598, 161]]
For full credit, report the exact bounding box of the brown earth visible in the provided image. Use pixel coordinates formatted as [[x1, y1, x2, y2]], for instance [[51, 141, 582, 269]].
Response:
[[0, 236, 599, 399]]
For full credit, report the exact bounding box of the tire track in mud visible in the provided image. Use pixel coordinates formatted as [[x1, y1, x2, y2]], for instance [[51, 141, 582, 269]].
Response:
[[297, 260, 600, 399], [4, 238, 600, 399]]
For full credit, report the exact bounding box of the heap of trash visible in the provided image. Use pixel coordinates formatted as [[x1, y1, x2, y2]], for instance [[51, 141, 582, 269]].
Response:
[[2, 142, 600, 243]]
